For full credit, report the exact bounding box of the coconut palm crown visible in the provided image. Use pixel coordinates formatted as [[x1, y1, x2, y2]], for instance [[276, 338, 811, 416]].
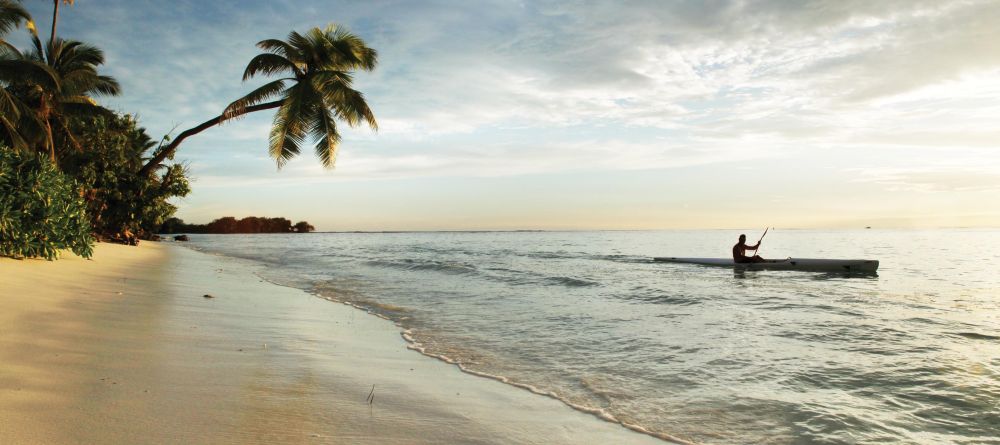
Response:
[[139, 24, 378, 176], [1, 24, 120, 160]]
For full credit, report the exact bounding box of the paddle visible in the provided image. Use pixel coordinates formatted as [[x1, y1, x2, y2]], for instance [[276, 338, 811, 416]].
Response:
[[754, 227, 770, 256]]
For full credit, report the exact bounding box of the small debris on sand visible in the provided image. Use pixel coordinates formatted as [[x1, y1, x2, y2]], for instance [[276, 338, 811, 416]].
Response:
[[203, 294, 214, 299]]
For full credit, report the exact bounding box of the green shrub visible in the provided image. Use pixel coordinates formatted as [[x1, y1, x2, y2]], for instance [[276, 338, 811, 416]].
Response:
[[0, 147, 94, 259], [61, 113, 190, 240]]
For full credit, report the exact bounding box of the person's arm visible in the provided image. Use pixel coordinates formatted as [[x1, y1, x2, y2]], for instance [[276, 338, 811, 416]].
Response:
[[750, 242, 760, 250]]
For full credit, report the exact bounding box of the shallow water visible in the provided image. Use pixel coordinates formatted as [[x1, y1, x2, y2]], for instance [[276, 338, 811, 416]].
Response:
[[186, 229, 1000, 444]]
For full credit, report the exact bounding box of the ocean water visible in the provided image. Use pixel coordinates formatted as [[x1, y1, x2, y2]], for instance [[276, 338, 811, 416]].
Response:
[[185, 229, 999, 444]]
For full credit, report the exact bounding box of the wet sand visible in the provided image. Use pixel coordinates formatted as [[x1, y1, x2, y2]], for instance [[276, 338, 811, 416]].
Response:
[[0, 242, 670, 444]]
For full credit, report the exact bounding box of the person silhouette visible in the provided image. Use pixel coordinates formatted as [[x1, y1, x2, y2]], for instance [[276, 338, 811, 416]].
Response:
[[732, 234, 765, 263]]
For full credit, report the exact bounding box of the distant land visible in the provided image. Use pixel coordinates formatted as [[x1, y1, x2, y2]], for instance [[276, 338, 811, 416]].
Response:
[[160, 217, 315, 234]]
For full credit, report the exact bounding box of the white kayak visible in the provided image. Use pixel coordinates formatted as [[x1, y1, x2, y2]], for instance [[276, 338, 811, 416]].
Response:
[[653, 257, 879, 273]]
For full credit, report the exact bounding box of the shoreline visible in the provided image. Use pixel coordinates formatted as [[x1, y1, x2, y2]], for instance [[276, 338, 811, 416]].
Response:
[[1, 242, 673, 444], [312, 289, 696, 445], [186, 243, 696, 444]]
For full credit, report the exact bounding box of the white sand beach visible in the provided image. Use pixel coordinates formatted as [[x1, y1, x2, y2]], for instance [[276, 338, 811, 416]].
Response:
[[0, 242, 671, 444]]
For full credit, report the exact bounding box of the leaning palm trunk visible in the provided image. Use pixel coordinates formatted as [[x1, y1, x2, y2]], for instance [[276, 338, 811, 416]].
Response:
[[138, 100, 283, 176], [139, 24, 377, 177]]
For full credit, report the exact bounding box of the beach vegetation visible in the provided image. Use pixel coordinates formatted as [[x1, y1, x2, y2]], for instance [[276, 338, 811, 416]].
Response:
[[61, 112, 190, 241], [0, 2, 186, 252], [0, 146, 93, 259], [1, 1, 359, 258], [139, 24, 378, 176]]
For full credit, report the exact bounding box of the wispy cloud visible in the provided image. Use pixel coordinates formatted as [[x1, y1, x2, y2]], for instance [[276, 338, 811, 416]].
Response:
[[12, 0, 1000, 227]]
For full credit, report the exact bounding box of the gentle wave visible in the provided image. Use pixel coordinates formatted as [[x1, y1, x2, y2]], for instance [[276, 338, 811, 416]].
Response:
[[305, 279, 692, 443], [950, 332, 1000, 340], [399, 329, 699, 445], [543, 276, 600, 287], [363, 257, 602, 288], [364, 258, 480, 275]]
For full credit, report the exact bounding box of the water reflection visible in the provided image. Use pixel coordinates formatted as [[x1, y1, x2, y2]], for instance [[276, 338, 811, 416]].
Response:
[[732, 268, 879, 280]]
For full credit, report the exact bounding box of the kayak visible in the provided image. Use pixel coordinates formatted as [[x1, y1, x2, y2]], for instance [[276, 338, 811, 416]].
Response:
[[653, 257, 879, 273]]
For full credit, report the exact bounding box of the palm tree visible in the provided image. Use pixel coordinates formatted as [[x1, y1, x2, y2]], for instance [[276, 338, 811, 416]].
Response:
[[3, 24, 120, 161], [0, 0, 32, 150], [139, 24, 377, 176]]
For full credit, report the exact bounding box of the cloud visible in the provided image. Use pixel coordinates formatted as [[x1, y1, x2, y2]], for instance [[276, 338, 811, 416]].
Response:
[[25, 1, 1000, 133], [850, 167, 1000, 192], [12, 0, 1000, 189]]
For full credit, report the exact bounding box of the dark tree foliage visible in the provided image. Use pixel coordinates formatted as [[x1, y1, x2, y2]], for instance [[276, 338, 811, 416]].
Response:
[[60, 111, 190, 241], [0, 146, 93, 259], [161, 216, 314, 234]]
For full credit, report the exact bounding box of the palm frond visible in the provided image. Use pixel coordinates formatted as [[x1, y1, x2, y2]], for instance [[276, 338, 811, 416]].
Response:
[[90, 74, 120, 96], [62, 101, 113, 119], [45, 39, 118, 97], [257, 38, 299, 62], [0, 114, 29, 151], [0, 58, 60, 90], [28, 25, 44, 62], [309, 100, 341, 168], [0, 0, 31, 37], [0, 88, 20, 119], [61, 95, 99, 106], [287, 30, 318, 67], [242, 53, 297, 81], [56, 41, 106, 70], [0, 40, 22, 57], [311, 71, 377, 130], [11, 108, 45, 152], [323, 25, 378, 71], [60, 67, 99, 94], [49, 39, 78, 67], [267, 84, 309, 168], [222, 78, 288, 121]]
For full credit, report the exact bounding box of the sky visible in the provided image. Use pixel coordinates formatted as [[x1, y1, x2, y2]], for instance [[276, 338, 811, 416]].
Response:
[[13, 0, 1000, 230]]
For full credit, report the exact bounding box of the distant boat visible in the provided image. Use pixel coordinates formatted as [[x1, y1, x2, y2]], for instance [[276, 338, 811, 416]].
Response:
[[653, 257, 879, 273]]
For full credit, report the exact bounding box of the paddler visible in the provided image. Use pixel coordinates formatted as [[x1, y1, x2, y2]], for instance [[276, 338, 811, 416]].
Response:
[[733, 234, 765, 263]]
